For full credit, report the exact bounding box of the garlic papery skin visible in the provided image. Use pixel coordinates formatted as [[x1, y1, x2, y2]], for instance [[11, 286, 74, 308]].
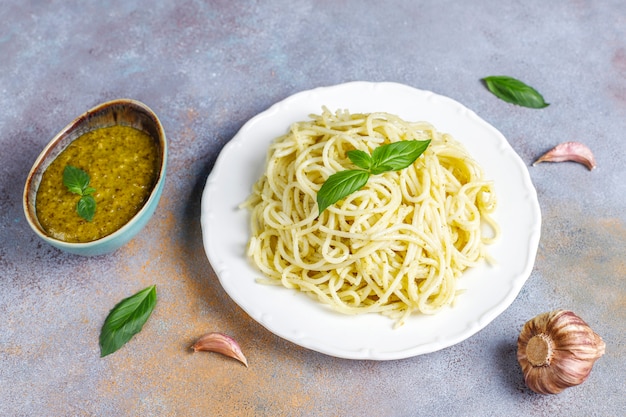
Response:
[[533, 141, 596, 170], [191, 332, 248, 367], [517, 310, 605, 395]]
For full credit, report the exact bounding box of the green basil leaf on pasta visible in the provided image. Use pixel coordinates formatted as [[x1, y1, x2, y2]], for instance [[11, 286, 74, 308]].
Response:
[[483, 75, 549, 109], [99, 285, 157, 357], [317, 139, 431, 213], [317, 169, 370, 215], [370, 140, 431, 174], [347, 149, 373, 170]]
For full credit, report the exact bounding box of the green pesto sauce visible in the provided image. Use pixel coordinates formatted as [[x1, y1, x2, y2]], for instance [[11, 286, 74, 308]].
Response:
[[36, 125, 160, 243]]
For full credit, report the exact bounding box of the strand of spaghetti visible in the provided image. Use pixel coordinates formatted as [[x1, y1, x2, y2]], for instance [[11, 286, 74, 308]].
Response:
[[242, 108, 499, 326]]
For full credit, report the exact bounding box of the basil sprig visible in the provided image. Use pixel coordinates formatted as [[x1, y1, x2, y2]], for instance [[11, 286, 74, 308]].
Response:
[[99, 285, 157, 357], [63, 165, 96, 221], [483, 75, 549, 109], [316, 140, 430, 214]]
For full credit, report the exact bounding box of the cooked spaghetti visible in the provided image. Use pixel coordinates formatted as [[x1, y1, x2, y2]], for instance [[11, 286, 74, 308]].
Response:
[[242, 108, 499, 327]]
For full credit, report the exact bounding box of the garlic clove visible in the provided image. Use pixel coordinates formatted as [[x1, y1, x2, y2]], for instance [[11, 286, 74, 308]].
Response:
[[517, 310, 605, 395], [191, 332, 248, 367], [533, 141, 596, 170]]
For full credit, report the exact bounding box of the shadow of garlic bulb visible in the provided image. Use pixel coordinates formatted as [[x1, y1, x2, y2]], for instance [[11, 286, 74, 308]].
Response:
[[517, 310, 605, 395]]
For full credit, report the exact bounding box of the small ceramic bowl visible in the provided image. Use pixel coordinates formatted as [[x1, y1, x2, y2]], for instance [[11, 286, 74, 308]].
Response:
[[23, 99, 167, 256]]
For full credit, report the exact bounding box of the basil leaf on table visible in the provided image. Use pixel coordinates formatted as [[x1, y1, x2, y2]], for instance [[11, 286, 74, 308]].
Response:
[[99, 285, 157, 357], [483, 75, 549, 109]]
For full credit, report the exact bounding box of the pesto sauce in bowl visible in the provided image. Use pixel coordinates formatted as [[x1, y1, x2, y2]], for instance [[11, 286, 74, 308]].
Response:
[[35, 125, 160, 243]]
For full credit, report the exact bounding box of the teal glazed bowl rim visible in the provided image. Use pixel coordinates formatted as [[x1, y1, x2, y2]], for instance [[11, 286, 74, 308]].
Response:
[[23, 98, 168, 256]]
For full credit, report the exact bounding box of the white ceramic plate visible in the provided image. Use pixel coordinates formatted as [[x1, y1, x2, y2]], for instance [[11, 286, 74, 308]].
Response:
[[201, 81, 541, 360]]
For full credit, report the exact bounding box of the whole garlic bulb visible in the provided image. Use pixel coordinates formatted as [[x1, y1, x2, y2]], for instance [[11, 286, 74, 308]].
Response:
[[517, 310, 605, 395]]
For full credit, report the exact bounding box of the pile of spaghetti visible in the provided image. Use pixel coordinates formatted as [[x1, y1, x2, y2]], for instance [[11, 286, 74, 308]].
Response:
[[242, 108, 499, 327]]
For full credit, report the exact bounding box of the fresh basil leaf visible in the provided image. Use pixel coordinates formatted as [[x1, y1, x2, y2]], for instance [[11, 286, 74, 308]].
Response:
[[347, 149, 373, 170], [317, 169, 370, 215], [100, 285, 157, 357], [483, 75, 549, 109], [77, 195, 96, 222], [63, 165, 91, 195], [63, 165, 98, 220], [316, 135, 432, 213], [370, 140, 431, 175], [83, 186, 96, 196]]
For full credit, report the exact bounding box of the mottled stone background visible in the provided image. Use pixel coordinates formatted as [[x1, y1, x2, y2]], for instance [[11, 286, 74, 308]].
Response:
[[1, 1, 624, 416]]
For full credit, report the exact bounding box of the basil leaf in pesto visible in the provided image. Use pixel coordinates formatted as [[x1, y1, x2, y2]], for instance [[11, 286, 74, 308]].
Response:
[[63, 165, 91, 195], [77, 195, 96, 222], [99, 285, 157, 357], [63, 165, 96, 221], [483, 75, 549, 109]]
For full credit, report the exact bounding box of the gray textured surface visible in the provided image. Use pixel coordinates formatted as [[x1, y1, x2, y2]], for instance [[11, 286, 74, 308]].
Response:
[[1, 1, 625, 416]]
